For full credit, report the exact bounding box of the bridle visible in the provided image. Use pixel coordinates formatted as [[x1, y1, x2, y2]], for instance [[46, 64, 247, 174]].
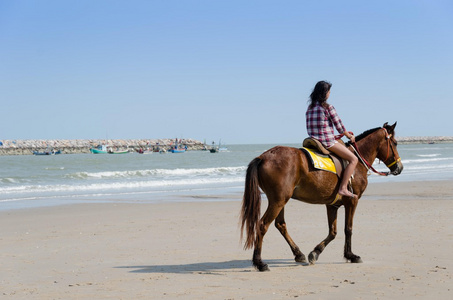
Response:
[[380, 130, 401, 169], [349, 128, 401, 176]]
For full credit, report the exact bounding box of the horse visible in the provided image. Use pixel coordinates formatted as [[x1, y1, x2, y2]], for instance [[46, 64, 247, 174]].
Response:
[[240, 122, 403, 271]]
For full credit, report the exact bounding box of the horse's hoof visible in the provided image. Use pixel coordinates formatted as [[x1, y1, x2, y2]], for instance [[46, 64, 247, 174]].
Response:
[[351, 256, 363, 263], [257, 264, 270, 272], [308, 251, 318, 265], [345, 254, 363, 263], [295, 254, 307, 263]]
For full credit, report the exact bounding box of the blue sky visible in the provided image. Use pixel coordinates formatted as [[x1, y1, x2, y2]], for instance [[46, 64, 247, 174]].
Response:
[[1, 0, 452, 144]]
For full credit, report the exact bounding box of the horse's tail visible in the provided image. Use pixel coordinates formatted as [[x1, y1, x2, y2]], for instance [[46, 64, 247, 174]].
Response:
[[240, 157, 262, 250]]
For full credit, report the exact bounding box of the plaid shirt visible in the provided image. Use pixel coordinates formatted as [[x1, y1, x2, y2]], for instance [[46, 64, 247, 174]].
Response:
[[306, 103, 346, 148]]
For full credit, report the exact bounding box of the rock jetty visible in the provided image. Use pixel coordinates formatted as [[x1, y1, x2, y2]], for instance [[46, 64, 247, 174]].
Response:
[[1, 136, 452, 156], [0, 138, 207, 156], [396, 136, 453, 144]]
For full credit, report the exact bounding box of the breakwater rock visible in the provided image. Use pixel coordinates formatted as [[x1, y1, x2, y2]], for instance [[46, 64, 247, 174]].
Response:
[[396, 136, 453, 144], [0, 138, 207, 156]]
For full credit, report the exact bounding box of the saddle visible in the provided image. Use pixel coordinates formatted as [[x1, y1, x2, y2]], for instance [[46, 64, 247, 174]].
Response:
[[301, 138, 347, 178]]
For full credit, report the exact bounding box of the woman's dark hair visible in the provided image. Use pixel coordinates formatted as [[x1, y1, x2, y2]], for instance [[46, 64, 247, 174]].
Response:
[[309, 80, 332, 108]]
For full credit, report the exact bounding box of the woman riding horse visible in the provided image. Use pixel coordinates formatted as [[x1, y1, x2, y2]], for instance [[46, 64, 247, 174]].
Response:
[[240, 122, 403, 271]]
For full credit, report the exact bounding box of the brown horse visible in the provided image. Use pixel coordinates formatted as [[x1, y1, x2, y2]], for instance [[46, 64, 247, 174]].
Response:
[[240, 122, 403, 271]]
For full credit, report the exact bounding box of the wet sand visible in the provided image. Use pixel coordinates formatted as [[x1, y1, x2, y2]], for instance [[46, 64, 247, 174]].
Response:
[[1, 181, 452, 299]]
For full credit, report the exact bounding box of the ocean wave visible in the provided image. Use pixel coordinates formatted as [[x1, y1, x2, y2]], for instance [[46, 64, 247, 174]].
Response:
[[416, 154, 440, 158], [0, 177, 19, 184], [0, 176, 245, 195], [400, 163, 453, 171], [65, 166, 246, 180], [402, 157, 453, 164]]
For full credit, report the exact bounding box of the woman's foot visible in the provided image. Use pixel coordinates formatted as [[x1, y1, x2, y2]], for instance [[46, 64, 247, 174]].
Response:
[[339, 189, 356, 198]]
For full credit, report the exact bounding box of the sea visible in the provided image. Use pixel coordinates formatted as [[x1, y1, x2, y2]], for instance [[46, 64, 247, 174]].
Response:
[[1, 143, 453, 211]]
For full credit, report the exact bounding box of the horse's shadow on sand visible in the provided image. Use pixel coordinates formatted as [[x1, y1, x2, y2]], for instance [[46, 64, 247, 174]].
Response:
[[116, 259, 316, 274]]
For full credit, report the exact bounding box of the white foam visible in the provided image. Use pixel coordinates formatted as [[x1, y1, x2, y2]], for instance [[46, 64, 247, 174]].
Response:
[[66, 166, 246, 180], [417, 154, 440, 158], [402, 157, 453, 164], [0, 176, 245, 195]]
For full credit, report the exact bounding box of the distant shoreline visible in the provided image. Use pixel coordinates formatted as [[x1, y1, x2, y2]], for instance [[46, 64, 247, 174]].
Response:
[[0, 138, 206, 156], [0, 136, 452, 155], [395, 136, 453, 144]]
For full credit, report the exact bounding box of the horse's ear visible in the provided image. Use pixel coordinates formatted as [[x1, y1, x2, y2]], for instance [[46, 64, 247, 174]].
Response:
[[386, 122, 397, 134], [383, 122, 389, 128]]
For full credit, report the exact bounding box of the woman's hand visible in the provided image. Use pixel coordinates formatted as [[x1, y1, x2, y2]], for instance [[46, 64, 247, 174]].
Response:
[[345, 131, 355, 143]]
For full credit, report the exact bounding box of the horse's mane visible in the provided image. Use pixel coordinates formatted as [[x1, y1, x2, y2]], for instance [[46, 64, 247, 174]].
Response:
[[345, 127, 381, 146]]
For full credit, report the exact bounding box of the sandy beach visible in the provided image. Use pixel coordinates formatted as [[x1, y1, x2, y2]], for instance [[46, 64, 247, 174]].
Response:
[[1, 180, 452, 299]]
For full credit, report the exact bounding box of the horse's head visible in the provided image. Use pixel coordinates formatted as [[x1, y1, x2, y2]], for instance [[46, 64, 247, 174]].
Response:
[[377, 122, 403, 176]]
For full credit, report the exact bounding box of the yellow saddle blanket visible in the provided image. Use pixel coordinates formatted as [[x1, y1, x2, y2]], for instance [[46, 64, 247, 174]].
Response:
[[302, 147, 337, 174]]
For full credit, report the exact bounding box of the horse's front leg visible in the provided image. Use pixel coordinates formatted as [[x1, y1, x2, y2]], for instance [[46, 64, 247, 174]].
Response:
[[275, 207, 306, 264], [308, 205, 339, 264], [343, 197, 363, 263]]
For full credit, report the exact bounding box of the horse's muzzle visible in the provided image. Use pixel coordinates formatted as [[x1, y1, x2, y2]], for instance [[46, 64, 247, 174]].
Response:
[[389, 161, 403, 176]]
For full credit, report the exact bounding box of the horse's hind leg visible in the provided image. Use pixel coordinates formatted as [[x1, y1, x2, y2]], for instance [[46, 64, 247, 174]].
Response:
[[308, 205, 339, 265], [253, 201, 286, 271], [275, 207, 307, 263]]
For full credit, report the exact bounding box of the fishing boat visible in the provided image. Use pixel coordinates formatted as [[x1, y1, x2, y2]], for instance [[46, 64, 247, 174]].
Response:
[[169, 139, 187, 153], [108, 149, 129, 154], [170, 147, 186, 153], [210, 140, 228, 153], [137, 148, 153, 154], [90, 145, 129, 154], [33, 149, 61, 155], [90, 145, 108, 154]]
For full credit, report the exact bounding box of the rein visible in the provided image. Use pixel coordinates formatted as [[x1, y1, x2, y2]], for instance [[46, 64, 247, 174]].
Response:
[[337, 128, 399, 177], [351, 142, 389, 176]]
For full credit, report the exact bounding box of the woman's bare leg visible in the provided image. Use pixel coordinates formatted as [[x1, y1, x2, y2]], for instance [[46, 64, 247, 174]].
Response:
[[328, 143, 358, 197]]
